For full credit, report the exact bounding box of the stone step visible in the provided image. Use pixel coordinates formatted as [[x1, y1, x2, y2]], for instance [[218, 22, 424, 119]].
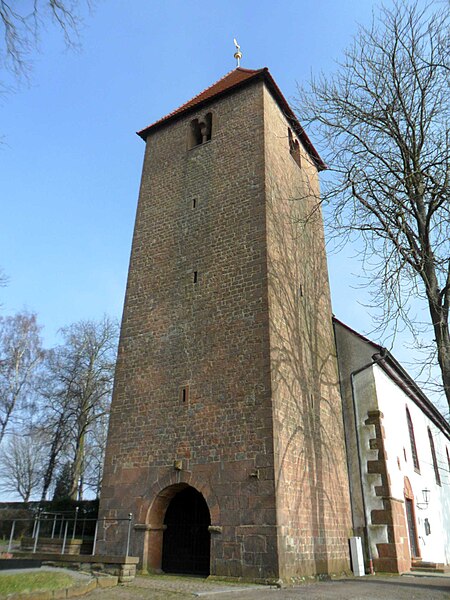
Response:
[[411, 564, 450, 574], [412, 560, 437, 568]]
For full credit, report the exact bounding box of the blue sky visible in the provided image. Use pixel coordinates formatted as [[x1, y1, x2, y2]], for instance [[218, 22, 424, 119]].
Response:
[[0, 1, 445, 411]]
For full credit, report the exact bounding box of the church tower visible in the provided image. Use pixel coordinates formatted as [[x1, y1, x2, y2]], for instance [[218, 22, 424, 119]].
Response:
[[99, 67, 352, 581]]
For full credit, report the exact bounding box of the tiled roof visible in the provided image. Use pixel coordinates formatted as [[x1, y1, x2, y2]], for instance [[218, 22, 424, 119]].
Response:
[[138, 68, 262, 137], [137, 67, 326, 170]]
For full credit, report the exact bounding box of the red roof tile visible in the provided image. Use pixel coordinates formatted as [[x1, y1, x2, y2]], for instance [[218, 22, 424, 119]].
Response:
[[137, 67, 326, 170]]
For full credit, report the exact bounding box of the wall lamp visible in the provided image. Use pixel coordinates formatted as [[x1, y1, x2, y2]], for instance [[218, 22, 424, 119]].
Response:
[[416, 488, 430, 510]]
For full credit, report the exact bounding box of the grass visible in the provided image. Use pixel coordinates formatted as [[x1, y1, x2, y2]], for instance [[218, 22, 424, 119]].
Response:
[[0, 571, 75, 596]]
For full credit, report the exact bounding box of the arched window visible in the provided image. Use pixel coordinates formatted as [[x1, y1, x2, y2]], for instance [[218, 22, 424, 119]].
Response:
[[189, 119, 203, 147], [204, 112, 212, 141], [188, 113, 213, 149], [288, 127, 301, 168], [428, 427, 441, 486], [406, 407, 420, 472]]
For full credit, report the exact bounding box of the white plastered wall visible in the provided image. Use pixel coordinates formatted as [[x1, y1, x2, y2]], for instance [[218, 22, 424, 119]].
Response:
[[373, 365, 450, 565]]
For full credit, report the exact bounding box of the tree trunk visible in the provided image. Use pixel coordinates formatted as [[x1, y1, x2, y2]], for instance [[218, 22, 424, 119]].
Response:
[[41, 415, 66, 501], [427, 300, 450, 414], [70, 427, 85, 501], [41, 438, 60, 501], [0, 400, 16, 445]]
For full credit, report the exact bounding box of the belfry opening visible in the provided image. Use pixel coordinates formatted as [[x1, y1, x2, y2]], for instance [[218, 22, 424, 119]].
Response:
[[161, 486, 211, 575]]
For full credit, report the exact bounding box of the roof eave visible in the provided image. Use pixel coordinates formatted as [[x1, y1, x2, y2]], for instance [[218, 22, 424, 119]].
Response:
[[333, 316, 382, 353], [137, 70, 265, 141], [378, 352, 450, 438], [333, 316, 450, 436], [260, 69, 327, 171], [136, 68, 327, 171]]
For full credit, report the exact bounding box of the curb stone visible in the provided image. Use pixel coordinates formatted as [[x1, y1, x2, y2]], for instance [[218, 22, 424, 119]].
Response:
[[193, 587, 276, 597]]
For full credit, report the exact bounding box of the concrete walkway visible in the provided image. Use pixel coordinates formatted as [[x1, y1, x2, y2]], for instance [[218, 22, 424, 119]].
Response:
[[85, 573, 450, 600]]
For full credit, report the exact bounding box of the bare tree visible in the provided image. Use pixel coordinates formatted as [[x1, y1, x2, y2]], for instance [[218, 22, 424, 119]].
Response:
[[42, 316, 118, 500], [33, 345, 75, 500], [0, 1, 93, 81], [0, 268, 7, 307], [0, 312, 44, 442], [52, 461, 73, 500], [34, 402, 71, 501], [0, 433, 45, 501], [296, 0, 450, 413], [82, 411, 109, 498]]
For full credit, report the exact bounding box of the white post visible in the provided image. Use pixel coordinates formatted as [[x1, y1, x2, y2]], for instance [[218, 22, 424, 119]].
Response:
[[7, 521, 16, 553], [51, 514, 57, 539], [92, 519, 100, 556], [72, 507, 79, 540], [61, 521, 69, 555], [126, 513, 133, 558], [33, 518, 41, 554]]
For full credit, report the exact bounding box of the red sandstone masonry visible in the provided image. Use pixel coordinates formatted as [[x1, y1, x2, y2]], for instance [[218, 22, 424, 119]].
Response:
[[99, 71, 352, 581], [365, 410, 411, 573], [100, 80, 277, 580], [263, 85, 352, 579]]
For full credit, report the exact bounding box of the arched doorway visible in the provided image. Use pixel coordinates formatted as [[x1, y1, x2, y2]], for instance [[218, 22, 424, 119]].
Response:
[[161, 486, 211, 575], [404, 477, 420, 560]]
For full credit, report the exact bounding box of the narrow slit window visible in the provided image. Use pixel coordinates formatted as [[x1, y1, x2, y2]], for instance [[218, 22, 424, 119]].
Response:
[[192, 198, 197, 209], [193, 271, 198, 284], [180, 385, 189, 404], [406, 407, 420, 472], [428, 427, 441, 486]]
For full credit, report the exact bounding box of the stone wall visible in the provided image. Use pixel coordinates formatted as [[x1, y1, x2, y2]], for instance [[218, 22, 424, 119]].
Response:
[[100, 79, 279, 579], [263, 86, 352, 579], [100, 73, 353, 582], [364, 410, 411, 573]]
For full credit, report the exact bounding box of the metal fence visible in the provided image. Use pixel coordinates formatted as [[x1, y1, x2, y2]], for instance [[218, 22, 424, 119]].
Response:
[[1, 510, 133, 557]]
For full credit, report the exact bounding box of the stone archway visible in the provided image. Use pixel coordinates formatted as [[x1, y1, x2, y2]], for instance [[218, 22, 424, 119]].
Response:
[[162, 486, 211, 575], [145, 481, 215, 575]]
